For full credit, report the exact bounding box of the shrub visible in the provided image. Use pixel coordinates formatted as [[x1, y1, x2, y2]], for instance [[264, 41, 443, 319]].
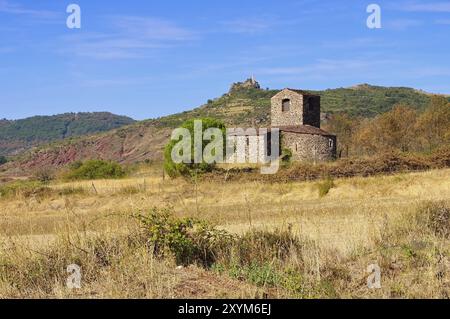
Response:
[[33, 167, 55, 183], [64, 160, 126, 180], [164, 118, 226, 178], [136, 208, 234, 266], [317, 176, 335, 198]]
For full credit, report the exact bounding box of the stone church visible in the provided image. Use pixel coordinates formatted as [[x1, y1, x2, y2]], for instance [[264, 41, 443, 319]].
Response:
[[271, 88, 337, 162], [228, 86, 337, 163]]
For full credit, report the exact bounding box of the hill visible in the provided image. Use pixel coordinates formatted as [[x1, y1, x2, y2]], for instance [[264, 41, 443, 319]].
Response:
[[3, 80, 448, 174], [0, 112, 135, 156], [152, 81, 440, 128]]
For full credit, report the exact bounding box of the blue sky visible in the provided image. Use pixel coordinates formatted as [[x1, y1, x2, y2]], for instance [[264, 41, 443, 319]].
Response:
[[1, 0, 449, 120]]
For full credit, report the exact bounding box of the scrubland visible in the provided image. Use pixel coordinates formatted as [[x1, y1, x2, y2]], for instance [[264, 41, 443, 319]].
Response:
[[0, 166, 449, 298]]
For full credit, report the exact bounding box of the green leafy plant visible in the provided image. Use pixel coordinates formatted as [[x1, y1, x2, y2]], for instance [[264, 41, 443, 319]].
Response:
[[136, 208, 234, 266], [164, 118, 226, 178], [317, 176, 335, 198], [64, 159, 126, 180]]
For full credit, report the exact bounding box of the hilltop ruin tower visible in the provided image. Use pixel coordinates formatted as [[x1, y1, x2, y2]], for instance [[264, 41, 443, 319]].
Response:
[[271, 89, 337, 162]]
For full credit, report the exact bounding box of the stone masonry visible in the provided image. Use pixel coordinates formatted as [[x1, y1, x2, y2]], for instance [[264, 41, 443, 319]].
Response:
[[271, 89, 321, 127], [228, 86, 337, 163]]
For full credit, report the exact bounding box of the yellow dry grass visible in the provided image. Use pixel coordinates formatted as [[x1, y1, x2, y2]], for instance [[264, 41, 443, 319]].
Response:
[[0, 168, 449, 298]]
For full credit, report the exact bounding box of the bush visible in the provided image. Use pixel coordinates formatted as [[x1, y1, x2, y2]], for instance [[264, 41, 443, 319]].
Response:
[[33, 167, 55, 183], [64, 160, 126, 180], [136, 208, 234, 266], [164, 118, 226, 178]]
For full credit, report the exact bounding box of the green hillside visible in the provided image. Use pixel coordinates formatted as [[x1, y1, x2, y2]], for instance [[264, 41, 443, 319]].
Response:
[[0, 112, 135, 156], [2, 81, 448, 168], [150, 82, 445, 129]]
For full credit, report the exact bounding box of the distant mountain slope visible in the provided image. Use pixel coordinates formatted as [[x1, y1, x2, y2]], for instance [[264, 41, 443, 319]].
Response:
[[3, 81, 448, 174], [0, 112, 135, 156]]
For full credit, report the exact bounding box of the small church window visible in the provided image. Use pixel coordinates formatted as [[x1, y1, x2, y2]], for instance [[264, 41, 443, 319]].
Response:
[[282, 99, 290, 112], [329, 139, 334, 149]]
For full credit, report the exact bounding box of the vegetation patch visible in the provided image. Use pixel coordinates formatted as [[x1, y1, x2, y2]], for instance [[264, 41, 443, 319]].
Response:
[[136, 208, 234, 267], [1, 200, 449, 298], [317, 176, 335, 198], [164, 118, 226, 178], [63, 160, 126, 181], [205, 148, 450, 183], [0, 181, 52, 200], [416, 201, 450, 238]]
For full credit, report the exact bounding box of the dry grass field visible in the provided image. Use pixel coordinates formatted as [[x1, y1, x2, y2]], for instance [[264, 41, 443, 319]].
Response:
[[0, 167, 449, 298]]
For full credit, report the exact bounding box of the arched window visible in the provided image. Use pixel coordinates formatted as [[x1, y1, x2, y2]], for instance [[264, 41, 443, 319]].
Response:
[[282, 99, 290, 112], [329, 139, 334, 149]]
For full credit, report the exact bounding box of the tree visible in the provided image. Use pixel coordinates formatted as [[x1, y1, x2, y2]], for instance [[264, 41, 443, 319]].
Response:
[[354, 104, 418, 154], [164, 118, 226, 177], [0, 156, 7, 165], [416, 96, 450, 151], [376, 104, 418, 152], [325, 113, 360, 157]]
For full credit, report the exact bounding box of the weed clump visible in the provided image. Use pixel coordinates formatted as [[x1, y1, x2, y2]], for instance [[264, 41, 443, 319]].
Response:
[[234, 228, 303, 265], [317, 176, 335, 198], [417, 201, 450, 238]]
